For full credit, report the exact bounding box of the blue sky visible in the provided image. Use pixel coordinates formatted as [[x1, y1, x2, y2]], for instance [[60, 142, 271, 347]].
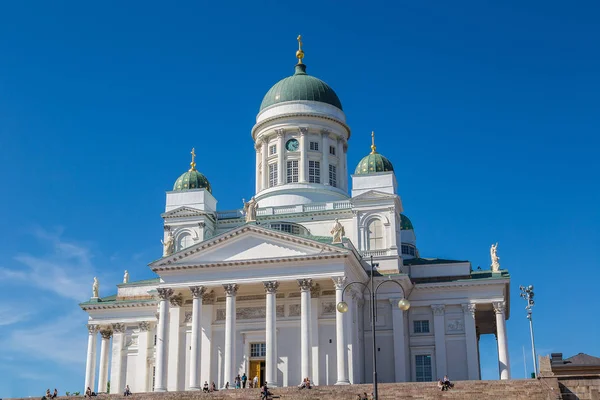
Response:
[[1, 0, 599, 397]]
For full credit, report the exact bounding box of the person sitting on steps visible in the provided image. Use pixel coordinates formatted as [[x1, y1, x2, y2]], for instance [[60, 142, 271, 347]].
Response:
[[443, 374, 454, 390], [203, 381, 209, 393], [123, 385, 132, 396]]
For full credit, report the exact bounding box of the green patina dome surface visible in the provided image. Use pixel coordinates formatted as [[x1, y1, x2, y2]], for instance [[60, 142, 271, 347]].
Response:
[[354, 152, 394, 175], [173, 169, 212, 193], [400, 214, 414, 230], [260, 64, 343, 111]]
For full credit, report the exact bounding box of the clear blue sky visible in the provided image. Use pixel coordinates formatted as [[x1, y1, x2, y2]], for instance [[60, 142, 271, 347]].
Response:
[[1, 0, 599, 397]]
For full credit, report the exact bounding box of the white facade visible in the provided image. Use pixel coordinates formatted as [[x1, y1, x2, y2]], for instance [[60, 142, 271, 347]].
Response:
[[80, 52, 512, 394]]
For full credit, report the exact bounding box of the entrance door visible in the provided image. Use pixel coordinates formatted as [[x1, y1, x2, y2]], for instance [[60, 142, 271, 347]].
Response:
[[249, 360, 266, 387]]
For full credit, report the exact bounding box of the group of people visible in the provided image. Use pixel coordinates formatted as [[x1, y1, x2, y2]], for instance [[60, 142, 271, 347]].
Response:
[[297, 377, 312, 390], [202, 381, 218, 392], [233, 373, 248, 388], [43, 389, 58, 399], [437, 375, 454, 391], [356, 392, 372, 400]]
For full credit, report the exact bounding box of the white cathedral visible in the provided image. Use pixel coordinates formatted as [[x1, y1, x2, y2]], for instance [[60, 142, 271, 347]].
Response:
[[80, 37, 512, 394]]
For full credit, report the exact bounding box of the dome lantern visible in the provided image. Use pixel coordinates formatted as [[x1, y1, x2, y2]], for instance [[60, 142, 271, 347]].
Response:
[[354, 132, 395, 175], [173, 148, 212, 193]]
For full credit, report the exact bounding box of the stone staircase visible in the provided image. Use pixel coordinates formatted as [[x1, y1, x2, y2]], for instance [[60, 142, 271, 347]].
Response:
[[74, 379, 559, 400]]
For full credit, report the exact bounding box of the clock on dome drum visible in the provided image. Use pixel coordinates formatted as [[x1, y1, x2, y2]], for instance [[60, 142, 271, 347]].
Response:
[[285, 138, 299, 152]]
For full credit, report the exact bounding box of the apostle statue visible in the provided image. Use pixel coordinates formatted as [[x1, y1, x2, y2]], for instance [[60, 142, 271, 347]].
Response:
[[161, 231, 174, 257], [243, 196, 258, 223], [330, 218, 345, 244], [490, 242, 500, 272], [92, 277, 99, 298], [123, 270, 129, 284]]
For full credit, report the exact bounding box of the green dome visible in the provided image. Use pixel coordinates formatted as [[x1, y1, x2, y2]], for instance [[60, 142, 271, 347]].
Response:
[[354, 152, 394, 175], [400, 214, 414, 230], [259, 64, 343, 112], [173, 169, 212, 193]]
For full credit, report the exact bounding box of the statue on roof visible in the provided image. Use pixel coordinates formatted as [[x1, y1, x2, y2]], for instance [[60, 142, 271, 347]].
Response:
[[243, 197, 259, 223], [161, 231, 174, 257], [330, 219, 345, 244], [490, 242, 500, 272], [92, 277, 99, 298], [123, 270, 129, 284]]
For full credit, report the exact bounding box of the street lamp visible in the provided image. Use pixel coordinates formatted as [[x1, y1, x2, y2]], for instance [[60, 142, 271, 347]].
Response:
[[337, 256, 410, 400], [519, 285, 537, 377]]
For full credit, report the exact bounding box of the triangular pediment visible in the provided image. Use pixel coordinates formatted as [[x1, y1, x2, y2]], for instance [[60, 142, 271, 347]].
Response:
[[150, 224, 347, 268], [161, 206, 209, 219]]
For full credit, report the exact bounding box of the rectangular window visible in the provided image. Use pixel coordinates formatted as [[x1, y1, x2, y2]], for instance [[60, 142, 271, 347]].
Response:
[[402, 244, 410, 255], [414, 320, 430, 333], [250, 343, 266, 357], [309, 141, 319, 151], [269, 145, 277, 155], [287, 160, 299, 183], [415, 355, 433, 382], [329, 145, 336, 155], [269, 163, 278, 187], [308, 160, 320, 183], [329, 164, 337, 187]]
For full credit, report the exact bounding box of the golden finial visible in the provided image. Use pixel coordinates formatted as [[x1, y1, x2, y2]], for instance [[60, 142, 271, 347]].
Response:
[[189, 148, 197, 171], [296, 35, 304, 64], [370, 131, 377, 154]]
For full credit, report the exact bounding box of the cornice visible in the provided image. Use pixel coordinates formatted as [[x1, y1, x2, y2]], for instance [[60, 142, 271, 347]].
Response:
[[413, 277, 510, 291], [216, 208, 353, 226], [80, 300, 158, 311], [251, 112, 351, 140]]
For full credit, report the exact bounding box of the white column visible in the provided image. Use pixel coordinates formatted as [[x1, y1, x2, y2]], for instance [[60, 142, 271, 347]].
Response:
[[310, 285, 320, 386], [200, 291, 215, 385], [345, 292, 355, 383], [299, 127, 307, 182], [84, 324, 98, 393], [298, 279, 312, 381], [264, 281, 279, 386], [494, 301, 511, 379], [322, 131, 330, 185], [154, 288, 173, 392], [110, 323, 127, 395], [167, 294, 184, 391], [276, 129, 285, 185], [189, 286, 206, 389], [223, 283, 238, 388], [391, 300, 408, 382], [261, 138, 268, 190], [255, 144, 261, 193], [462, 304, 480, 380], [97, 328, 112, 393], [336, 138, 344, 191], [135, 322, 152, 392], [333, 276, 349, 384], [432, 304, 447, 380]]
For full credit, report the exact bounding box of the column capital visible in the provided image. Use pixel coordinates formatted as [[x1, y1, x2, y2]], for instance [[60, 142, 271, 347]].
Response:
[[139, 321, 152, 332], [431, 304, 445, 316], [99, 328, 113, 340], [87, 324, 100, 334], [223, 283, 239, 296], [202, 290, 216, 304], [157, 287, 174, 300], [263, 281, 279, 294], [462, 303, 477, 317], [190, 286, 207, 299], [299, 126, 308, 136], [493, 301, 506, 315], [275, 128, 285, 138], [169, 293, 183, 307], [112, 323, 126, 333], [332, 276, 346, 289], [310, 283, 321, 298], [297, 278, 313, 292]]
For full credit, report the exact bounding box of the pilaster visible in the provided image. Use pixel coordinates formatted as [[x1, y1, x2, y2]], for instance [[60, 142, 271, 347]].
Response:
[[431, 304, 447, 379], [462, 304, 480, 380]]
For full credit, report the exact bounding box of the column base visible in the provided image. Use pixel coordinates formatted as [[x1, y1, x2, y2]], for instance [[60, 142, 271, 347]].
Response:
[[335, 380, 350, 385], [154, 388, 167, 392], [189, 386, 201, 390]]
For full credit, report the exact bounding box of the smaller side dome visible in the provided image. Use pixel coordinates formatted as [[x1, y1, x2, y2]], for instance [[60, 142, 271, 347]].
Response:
[[172, 148, 212, 193], [400, 214, 414, 230], [354, 131, 394, 175]]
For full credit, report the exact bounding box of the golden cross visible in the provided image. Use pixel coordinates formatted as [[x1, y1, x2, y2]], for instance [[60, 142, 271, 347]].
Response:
[[296, 35, 304, 64], [190, 147, 197, 171], [370, 131, 377, 154], [297, 35, 303, 51]]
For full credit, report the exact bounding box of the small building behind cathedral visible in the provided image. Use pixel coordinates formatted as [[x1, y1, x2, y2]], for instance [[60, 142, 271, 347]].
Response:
[[80, 37, 511, 393]]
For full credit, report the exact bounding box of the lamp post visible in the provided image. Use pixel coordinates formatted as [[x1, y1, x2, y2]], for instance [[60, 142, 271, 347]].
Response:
[[336, 256, 410, 400], [519, 285, 537, 377]]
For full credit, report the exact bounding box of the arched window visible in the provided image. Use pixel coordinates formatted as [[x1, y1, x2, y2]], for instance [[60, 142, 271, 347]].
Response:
[[367, 219, 384, 250], [178, 233, 193, 250]]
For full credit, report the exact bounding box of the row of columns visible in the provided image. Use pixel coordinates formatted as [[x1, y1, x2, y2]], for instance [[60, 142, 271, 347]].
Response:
[[255, 129, 348, 192], [151, 277, 351, 390]]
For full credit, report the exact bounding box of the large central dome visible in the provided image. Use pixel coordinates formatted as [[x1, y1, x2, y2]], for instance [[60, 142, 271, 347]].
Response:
[[259, 63, 343, 112]]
